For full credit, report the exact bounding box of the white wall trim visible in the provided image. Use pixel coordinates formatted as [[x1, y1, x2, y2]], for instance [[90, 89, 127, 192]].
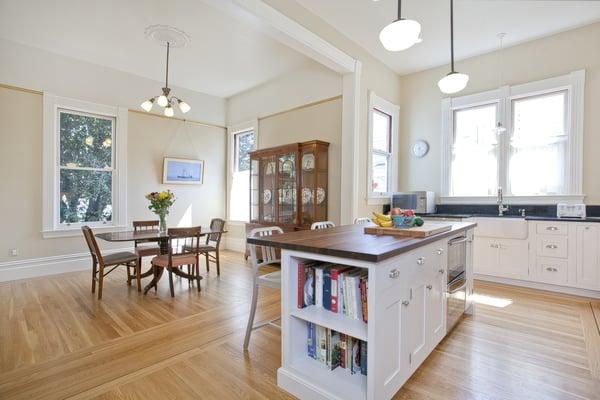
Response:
[[474, 275, 600, 299], [0, 248, 130, 283], [42, 93, 128, 238], [223, 236, 247, 253]]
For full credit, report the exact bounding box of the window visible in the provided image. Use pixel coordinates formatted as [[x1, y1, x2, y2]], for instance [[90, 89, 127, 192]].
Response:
[[228, 122, 257, 222], [441, 70, 584, 203], [43, 94, 127, 237], [368, 91, 399, 203]]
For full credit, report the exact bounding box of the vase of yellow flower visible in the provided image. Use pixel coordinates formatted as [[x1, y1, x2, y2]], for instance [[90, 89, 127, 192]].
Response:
[[145, 191, 176, 234]]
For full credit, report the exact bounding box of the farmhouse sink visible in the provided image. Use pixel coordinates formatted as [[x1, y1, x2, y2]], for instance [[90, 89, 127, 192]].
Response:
[[473, 217, 528, 239]]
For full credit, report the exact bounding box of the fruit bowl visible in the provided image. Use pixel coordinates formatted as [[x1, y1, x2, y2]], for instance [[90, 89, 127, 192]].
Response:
[[392, 215, 414, 228]]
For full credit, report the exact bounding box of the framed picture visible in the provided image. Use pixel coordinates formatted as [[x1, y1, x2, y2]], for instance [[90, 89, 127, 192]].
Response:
[[162, 157, 204, 185]]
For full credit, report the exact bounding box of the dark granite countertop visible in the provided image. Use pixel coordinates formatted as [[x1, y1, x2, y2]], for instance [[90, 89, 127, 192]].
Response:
[[246, 222, 477, 262], [525, 216, 600, 223]]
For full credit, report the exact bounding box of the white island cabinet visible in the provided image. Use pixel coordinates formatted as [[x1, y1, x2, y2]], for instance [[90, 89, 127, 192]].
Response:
[[247, 222, 476, 400]]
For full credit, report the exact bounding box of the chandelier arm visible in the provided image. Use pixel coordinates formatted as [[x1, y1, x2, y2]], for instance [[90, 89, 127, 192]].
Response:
[[165, 42, 170, 89], [397, 0, 402, 20], [450, 0, 455, 73]]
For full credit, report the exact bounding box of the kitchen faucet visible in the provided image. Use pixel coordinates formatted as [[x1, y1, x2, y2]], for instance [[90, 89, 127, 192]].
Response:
[[497, 187, 509, 216]]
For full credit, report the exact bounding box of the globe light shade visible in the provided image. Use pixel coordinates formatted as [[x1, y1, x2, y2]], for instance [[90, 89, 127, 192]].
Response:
[[178, 100, 191, 113], [437, 72, 469, 94], [164, 105, 174, 117], [140, 99, 153, 112], [157, 95, 169, 107], [379, 19, 422, 51]]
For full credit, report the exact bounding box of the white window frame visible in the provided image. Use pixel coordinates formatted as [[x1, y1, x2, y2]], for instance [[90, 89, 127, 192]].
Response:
[[226, 119, 258, 224], [42, 93, 128, 238], [441, 70, 585, 205], [367, 91, 399, 205]]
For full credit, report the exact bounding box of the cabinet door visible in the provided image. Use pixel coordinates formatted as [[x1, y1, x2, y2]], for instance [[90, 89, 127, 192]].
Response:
[[426, 270, 446, 347], [576, 225, 600, 289], [403, 267, 428, 371], [372, 284, 410, 400], [497, 239, 529, 279], [473, 238, 499, 275]]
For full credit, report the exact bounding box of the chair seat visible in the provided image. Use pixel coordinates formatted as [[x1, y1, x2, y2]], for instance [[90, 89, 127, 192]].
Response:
[[134, 246, 161, 258], [184, 244, 216, 253], [151, 254, 197, 268], [103, 251, 137, 266], [257, 271, 281, 289]]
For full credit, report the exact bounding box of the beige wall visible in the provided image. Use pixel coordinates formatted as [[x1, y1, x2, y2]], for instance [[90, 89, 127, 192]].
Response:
[[263, 0, 403, 217], [399, 22, 600, 203], [0, 86, 226, 263]]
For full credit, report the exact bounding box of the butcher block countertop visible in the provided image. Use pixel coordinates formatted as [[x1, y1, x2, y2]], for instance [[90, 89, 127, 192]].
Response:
[[246, 221, 477, 262]]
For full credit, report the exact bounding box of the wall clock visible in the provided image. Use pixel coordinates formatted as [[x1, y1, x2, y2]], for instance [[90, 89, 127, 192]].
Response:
[[411, 140, 429, 158]]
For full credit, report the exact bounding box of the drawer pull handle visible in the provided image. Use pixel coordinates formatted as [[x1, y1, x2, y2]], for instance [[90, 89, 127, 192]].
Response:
[[546, 226, 559, 231], [545, 267, 558, 272], [416, 257, 426, 265], [402, 300, 410, 306], [438, 268, 445, 274], [545, 244, 558, 249], [389, 269, 400, 279], [426, 284, 433, 290], [436, 248, 444, 255]]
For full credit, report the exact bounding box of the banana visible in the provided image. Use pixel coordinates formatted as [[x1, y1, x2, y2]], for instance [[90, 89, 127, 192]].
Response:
[[379, 220, 393, 228], [372, 212, 391, 221]]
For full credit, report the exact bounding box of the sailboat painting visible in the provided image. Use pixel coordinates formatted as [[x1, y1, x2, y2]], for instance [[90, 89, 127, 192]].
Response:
[[163, 157, 204, 185]]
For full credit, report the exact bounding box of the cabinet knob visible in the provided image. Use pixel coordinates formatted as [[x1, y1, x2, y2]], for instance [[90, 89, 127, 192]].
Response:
[[426, 284, 433, 290], [545, 244, 558, 249], [402, 300, 410, 306], [546, 226, 559, 231], [545, 267, 558, 272], [416, 257, 426, 265], [436, 248, 444, 255], [388, 269, 400, 279], [438, 268, 445, 274]]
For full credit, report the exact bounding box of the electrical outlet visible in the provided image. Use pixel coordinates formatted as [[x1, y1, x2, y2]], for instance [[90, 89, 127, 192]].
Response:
[[9, 248, 18, 257]]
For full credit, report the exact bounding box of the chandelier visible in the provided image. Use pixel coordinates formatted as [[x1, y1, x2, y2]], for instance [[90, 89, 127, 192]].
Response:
[[141, 26, 191, 117]]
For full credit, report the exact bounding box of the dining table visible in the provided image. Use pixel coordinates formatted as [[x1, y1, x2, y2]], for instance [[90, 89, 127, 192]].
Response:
[[96, 228, 226, 294]]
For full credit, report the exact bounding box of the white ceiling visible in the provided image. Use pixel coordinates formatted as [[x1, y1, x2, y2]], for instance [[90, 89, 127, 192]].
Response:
[[295, 0, 600, 75], [0, 0, 315, 98]]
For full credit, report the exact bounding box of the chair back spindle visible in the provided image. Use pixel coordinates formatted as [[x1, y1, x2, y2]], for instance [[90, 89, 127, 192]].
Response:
[[310, 221, 335, 230], [82, 226, 104, 265], [248, 226, 283, 272]]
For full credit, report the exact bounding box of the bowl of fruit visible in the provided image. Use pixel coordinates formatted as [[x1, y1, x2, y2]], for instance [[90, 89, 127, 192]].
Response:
[[372, 208, 424, 229]]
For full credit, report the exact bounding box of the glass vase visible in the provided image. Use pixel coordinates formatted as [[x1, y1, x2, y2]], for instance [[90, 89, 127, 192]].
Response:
[[158, 212, 168, 234]]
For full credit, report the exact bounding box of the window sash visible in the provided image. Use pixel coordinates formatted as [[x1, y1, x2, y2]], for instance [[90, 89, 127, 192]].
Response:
[[233, 130, 254, 173]]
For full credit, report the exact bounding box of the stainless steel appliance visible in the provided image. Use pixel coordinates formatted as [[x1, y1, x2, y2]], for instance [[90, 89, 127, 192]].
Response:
[[390, 191, 435, 214], [446, 235, 468, 332], [557, 203, 586, 218]]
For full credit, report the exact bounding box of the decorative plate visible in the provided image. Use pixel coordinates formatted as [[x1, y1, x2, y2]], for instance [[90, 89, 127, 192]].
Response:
[[411, 140, 430, 158], [302, 154, 315, 171], [263, 189, 272, 204], [265, 161, 276, 175], [316, 187, 326, 205], [301, 188, 312, 205], [281, 159, 295, 175]]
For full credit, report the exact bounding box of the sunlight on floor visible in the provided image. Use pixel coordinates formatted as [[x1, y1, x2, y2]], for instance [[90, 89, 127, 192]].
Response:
[[472, 293, 513, 308]]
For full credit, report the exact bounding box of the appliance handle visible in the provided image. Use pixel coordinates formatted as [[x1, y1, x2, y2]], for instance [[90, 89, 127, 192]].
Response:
[[448, 280, 468, 294], [449, 237, 470, 246]]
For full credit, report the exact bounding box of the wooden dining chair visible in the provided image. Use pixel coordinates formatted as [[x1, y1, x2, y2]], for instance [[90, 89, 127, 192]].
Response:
[[150, 227, 203, 297], [81, 226, 139, 300], [198, 218, 225, 276], [354, 217, 372, 224], [244, 226, 283, 351], [132, 220, 161, 291], [310, 220, 336, 230]]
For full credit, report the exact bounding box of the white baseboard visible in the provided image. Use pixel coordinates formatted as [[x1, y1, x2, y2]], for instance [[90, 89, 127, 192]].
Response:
[[224, 237, 246, 253], [474, 273, 600, 299], [0, 248, 130, 283]]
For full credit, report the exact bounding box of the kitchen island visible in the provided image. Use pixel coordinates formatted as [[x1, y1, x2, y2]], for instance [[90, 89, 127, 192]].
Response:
[[247, 221, 477, 400]]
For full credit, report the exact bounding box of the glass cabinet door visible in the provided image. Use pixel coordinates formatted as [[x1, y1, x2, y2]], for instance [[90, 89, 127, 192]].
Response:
[[315, 147, 328, 222], [278, 152, 297, 224], [250, 158, 259, 222], [261, 156, 277, 223]]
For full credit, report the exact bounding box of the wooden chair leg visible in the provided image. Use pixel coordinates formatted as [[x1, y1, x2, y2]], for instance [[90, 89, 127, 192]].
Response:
[[216, 249, 221, 276], [91, 261, 97, 293], [196, 263, 201, 292], [98, 264, 104, 300], [136, 259, 142, 292], [205, 253, 210, 273], [126, 265, 132, 286], [168, 267, 175, 298]]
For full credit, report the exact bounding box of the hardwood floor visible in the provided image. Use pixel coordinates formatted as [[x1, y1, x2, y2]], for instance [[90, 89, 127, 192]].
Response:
[[1, 251, 599, 399]]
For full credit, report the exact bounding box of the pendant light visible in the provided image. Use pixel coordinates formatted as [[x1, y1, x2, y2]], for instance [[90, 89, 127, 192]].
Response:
[[493, 33, 507, 133], [140, 41, 191, 116], [438, 0, 468, 94], [379, 0, 422, 51]]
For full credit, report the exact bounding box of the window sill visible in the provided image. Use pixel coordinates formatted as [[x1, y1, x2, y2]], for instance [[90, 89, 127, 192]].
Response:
[[440, 195, 585, 205], [42, 225, 128, 239]]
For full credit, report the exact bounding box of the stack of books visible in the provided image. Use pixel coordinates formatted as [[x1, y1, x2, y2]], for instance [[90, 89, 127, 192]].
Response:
[[307, 322, 367, 375], [298, 262, 368, 323]]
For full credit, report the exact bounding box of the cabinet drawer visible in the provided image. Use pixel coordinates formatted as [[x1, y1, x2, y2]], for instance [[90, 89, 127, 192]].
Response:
[[536, 236, 568, 259], [536, 222, 568, 236], [537, 257, 568, 285]]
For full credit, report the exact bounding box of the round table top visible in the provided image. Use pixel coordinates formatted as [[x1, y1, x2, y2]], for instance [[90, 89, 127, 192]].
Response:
[[96, 229, 226, 242]]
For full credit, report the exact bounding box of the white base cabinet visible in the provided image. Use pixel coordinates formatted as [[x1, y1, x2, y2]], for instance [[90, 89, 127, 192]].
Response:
[[278, 231, 474, 400]]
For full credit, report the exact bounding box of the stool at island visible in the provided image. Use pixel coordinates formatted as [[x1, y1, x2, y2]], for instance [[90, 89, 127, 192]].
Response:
[[247, 222, 476, 400]]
